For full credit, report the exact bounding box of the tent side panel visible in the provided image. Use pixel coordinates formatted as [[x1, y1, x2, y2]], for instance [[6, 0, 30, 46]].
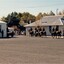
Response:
[[2, 23, 7, 37], [0, 23, 7, 37]]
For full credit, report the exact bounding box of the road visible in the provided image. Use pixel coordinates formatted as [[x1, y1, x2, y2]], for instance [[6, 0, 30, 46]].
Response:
[[0, 36, 64, 64]]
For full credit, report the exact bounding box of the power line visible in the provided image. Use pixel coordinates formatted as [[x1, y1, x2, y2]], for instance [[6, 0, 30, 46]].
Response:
[[21, 3, 64, 8]]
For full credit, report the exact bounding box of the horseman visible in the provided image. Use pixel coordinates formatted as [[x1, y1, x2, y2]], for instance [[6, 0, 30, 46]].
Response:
[[29, 28, 34, 36], [41, 28, 46, 36], [38, 27, 42, 37], [34, 27, 39, 37], [51, 28, 55, 38], [55, 27, 61, 38], [57, 30, 61, 38]]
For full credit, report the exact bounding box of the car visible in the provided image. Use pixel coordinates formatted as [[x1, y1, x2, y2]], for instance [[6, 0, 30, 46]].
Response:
[[7, 27, 15, 37]]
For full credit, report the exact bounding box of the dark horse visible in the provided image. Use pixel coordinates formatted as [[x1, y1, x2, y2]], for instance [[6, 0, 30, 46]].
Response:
[[51, 28, 56, 38], [35, 28, 39, 37], [51, 28, 61, 38], [29, 28, 34, 36], [55, 30, 61, 38], [41, 28, 46, 37]]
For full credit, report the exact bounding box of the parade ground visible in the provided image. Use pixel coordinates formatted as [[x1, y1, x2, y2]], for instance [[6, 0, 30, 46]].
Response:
[[0, 35, 64, 64]]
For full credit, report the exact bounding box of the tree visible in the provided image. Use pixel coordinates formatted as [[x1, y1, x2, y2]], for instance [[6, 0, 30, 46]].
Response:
[[62, 10, 64, 15], [4, 12, 20, 27], [17, 13, 22, 19], [1, 16, 7, 21], [36, 12, 43, 20], [43, 13, 48, 16], [7, 16, 20, 27], [49, 11, 55, 16], [58, 11, 62, 15], [21, 12, 36, 23]]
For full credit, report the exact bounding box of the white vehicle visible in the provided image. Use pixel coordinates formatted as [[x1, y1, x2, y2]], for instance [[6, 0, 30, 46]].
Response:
[[7, 27, 15, 37]]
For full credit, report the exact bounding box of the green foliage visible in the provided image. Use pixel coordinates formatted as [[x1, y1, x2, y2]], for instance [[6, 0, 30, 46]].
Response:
[[58, 11, 62, 15], [2, 10, 64, 27], [43, 13, 48, 16], [1, 12, 36, 26], [49, 11, 55, 16], [36, 12, 43, 20], [21, 12, 36, 23]]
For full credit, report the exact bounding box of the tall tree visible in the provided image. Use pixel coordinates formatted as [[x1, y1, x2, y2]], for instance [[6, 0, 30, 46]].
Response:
[[36, 12, 43, 20], [5, 12, 20, 27], [49, 11, 55, 16], [58, 11, 62, 15], [21, 12, 36, 23], [62, 10, 64, 15], [43, 13, 48, 16], [1, 16, 7, 22]]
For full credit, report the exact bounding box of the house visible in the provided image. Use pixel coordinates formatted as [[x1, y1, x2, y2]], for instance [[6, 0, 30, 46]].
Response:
[[25, 15, 64, 36]]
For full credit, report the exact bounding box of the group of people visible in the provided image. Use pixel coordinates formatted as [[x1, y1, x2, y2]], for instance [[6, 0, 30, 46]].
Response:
[[28, 26, 64, 38], [29, 26, 46, 37], [51, 28, 62, 38]]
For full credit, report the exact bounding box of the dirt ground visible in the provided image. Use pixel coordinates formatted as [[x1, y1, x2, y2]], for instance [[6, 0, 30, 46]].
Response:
[[0, 35, 64, 64]]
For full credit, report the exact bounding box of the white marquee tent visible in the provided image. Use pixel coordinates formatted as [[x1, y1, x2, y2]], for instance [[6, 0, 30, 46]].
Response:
[[0, 21, 7, 37], [25, 15, 63, 27], [25, 15, 64, 36]]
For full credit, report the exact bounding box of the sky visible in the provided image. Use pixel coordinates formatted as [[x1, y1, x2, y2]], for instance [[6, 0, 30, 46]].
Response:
[[0, 0, 64, 17]]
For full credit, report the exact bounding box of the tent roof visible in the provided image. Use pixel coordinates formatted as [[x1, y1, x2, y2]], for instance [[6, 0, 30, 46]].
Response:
[[24, 20, 40, 27], [25, 15, 64, 27], [39, 15, 63, 26]]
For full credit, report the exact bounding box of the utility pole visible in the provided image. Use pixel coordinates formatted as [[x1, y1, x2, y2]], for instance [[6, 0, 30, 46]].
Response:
[[56, 9, 58, 15]]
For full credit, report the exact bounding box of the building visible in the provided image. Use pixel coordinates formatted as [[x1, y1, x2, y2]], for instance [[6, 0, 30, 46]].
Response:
[[25, 15, 64, 36]]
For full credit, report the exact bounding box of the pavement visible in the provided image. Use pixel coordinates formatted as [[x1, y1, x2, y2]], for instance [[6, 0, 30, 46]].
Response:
[[0, 35, 64, 64]]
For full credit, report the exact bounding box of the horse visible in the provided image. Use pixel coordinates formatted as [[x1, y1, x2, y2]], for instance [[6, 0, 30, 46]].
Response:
[[41, 30, 46, 37], [56, 30, 61, 38]]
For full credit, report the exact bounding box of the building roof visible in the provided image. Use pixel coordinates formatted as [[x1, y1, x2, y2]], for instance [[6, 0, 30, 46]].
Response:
[[25, 15, 64, 27]]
